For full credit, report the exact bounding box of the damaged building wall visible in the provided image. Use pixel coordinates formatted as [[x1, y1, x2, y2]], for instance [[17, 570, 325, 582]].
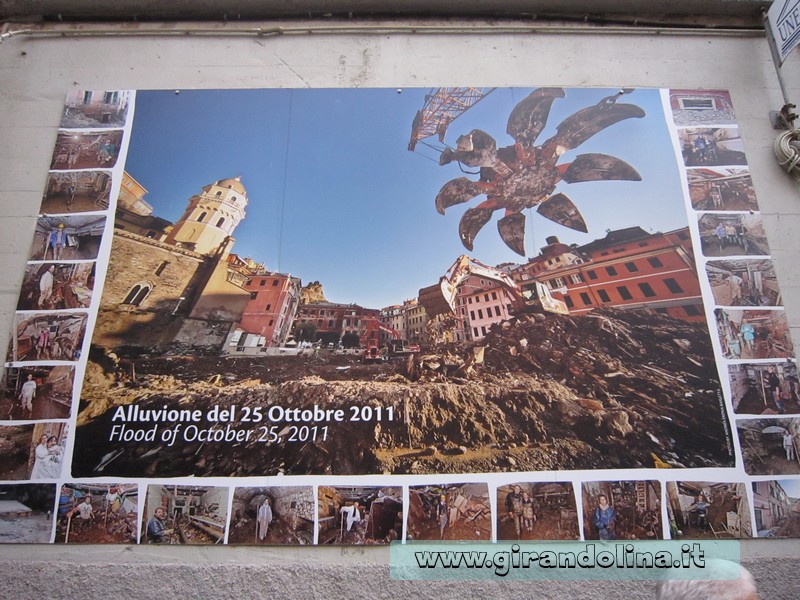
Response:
[[2, 8, 800, 599]]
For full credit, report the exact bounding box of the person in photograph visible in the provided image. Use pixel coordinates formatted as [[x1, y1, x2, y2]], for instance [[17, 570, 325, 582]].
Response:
[[436, 495, 448, 539], [146, 507, 173, 543], [35, 326, 51, 360], [522, 491, 535, 532], [783, 430, 795, 462], [68, 495, 95, 533], [715, 222, 726, 250], [257, 496, 272, 541], [728, 274, 743, 304], [46, 224, 66, 261], [764, 367, 785, 413], [31, 437, 62, 479], [38, 265, 55, 308], [689, 494, 709, 529], [340, 502, 361, 533], [740, 322, 756, 353], [66, 184, 76, 209], [505, 485, 525, 538], [18, 374, 37, 417], [97, 138, 116, 165], [105, 487, 122, 513], [594, 494, 617, 540], [725, 223, 737, 247]]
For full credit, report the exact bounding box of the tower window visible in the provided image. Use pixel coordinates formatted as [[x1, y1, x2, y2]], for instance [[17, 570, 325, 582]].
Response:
[[122, 283, 151, 306], [216, 217, 225, 228], [197, 211, 207, 222], [154, 261, 169, 276]]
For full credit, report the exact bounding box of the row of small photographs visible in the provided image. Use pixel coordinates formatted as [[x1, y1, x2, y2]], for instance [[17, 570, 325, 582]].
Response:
[[668, 93, 800, 507], [2, 478, 787, 544]]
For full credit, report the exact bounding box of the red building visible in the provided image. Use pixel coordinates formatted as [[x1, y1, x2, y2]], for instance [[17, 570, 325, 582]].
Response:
[[521, 227, 705, 322], [296, 302, 380, 346], [223, 256, 301, 354]]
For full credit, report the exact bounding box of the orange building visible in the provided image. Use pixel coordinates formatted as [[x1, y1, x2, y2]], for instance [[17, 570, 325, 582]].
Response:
[[296, 302, 380, 347], [524, 226, 705, 322], [232, 271, 302, 352]]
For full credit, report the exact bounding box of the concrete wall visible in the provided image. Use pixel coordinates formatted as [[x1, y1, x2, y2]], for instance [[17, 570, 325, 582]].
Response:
[[2, 16, 800, 599]]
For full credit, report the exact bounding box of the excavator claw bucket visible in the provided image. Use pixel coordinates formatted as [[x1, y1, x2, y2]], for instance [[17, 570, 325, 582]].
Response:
[[418, 278, 457, 318]]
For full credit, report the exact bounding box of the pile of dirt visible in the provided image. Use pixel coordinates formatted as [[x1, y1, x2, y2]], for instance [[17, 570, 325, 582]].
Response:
[[72, 308, 734, 477]]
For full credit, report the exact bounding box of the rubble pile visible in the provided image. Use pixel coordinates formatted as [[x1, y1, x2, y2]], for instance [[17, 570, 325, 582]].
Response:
[[73, 308, 734, 477]]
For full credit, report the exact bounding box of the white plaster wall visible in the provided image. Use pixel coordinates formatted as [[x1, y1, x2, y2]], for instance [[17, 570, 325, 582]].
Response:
[[1, 20, 800, 598]]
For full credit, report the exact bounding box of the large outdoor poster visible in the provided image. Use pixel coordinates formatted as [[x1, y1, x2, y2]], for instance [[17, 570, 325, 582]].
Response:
[[0, 86, 796, 546]]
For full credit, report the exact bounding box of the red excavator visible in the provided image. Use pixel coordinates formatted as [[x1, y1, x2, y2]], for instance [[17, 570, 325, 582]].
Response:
[[361, 321, 420, 364]]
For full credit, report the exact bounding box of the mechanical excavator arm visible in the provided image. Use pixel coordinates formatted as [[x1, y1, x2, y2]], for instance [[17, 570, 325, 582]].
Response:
[[418, 255, 524, 318]]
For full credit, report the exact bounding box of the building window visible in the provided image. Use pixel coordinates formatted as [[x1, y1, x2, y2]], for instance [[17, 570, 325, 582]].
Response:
[[647, 257, 663, 268], [216, 217, 225, 228], [484, 293, 489, 302], [269, 319, 274, 326], [569, 273, 584, 284], [468, 297, 472, 304], [477, 309, 484, 319], [197, 211, 207, 222], [328, 320, 334, 327], [494, 305, 501, 317], [470, 311, 476, 320], [580, 292, 592, 306], [586, 270, 598, 280], [597, 289, 611, 303], [273, 280, 279, 286], [663, 278, 684, 294], [250, 292, 258, 300], [612, 247, 626, 253], [684, 304, 702, 316], [122, 283, 151, 306], [616, 286, 633, 300], [638, 283, 656, 297], [677, 231, 689, 240], [679, 97, 718, 110], [481, 326, 487, 336], [265, 304, 271, 311], [259, 280, 267, 287], [625, 262, 639, 273], [154, 261, 169, 276], [564, 295, 574, 308], [473, 327, 479, 337], [605, 266, 618, 276], [492, 291, 498, 300]]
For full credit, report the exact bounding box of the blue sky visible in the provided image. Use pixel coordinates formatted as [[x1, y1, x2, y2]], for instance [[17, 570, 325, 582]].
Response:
[[124, 87, 688, 309]]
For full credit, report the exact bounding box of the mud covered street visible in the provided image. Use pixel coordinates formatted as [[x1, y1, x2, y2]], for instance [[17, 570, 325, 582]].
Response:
[[71, 308, 734, 477]]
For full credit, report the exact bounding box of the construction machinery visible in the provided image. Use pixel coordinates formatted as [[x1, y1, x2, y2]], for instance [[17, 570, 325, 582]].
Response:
[[418, 254, 569, 320], [416, 87, 644, 256], [361, 321, 420, 363]]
